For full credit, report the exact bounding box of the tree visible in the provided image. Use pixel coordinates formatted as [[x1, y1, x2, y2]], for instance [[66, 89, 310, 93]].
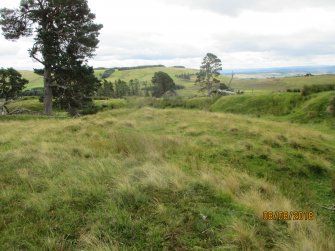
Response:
[[129, 79, 140, 96], [152, 71, 176, 98], [52, 64, 101, 116], [114, 79, 129, 98], [0, 68, 28, 115], [196, 53, 222, 95], [98, 79, 115, 98], [0, 0, 103, 115]]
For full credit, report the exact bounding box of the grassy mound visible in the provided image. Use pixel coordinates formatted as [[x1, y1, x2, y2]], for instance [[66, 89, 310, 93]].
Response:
[[210, 93, 304, 116], [1, 108, 335, 250], [210, 92, 335, 126]]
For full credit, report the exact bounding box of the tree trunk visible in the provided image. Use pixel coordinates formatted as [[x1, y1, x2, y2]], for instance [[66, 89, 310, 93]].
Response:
[[43, 66, 53, 116]]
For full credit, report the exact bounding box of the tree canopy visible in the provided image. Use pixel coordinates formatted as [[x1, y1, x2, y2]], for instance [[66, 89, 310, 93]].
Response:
[[0, 0, 103, 115], [0, 68, 28, 101], [151, 71, 176, 98]]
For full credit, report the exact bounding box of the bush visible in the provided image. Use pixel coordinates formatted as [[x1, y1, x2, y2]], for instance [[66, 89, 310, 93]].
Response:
[[301, 84, 335, 96], [287, 88, 301, 93], [22, 87, 44, 97]]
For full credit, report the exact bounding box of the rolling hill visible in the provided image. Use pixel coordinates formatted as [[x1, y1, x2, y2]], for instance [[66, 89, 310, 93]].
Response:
[[20, 67, 335, 97]]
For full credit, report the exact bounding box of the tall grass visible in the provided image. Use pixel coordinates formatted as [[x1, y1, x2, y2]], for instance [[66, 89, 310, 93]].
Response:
[[1, 108, 335, 249]]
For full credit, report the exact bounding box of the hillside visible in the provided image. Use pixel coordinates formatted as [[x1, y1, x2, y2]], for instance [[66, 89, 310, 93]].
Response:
[[210, 91, 335, 126], [1, 107, 335, 250]]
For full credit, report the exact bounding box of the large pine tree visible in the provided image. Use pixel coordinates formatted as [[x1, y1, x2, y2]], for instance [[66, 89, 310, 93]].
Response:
[[0, 0, 103, 115]]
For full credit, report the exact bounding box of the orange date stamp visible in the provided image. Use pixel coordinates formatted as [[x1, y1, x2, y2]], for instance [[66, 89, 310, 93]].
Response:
[[263, 211, 315, 221]]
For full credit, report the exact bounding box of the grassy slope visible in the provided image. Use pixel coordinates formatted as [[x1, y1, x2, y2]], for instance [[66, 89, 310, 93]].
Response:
[[20, 71, 44, 90], [210, 91, 335, 127], [1, 107, 335, 250]]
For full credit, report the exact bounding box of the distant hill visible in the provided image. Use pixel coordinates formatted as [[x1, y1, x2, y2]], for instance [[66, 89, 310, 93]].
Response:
[[221, 65, 335, 78]]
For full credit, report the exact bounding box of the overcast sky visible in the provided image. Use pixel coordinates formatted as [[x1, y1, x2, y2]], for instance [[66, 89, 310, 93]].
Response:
[[0, 0, 335, 70]]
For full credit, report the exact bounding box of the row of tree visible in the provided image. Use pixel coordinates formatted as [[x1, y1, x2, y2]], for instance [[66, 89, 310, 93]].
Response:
[[97, 71, 178, 98], [98, 79, 143, 98], [175, 73, 194, 80]]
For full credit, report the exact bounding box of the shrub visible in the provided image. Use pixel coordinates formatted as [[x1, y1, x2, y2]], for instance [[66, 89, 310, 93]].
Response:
[[287, 88, 301, 93], [301, 84, 335, 96], [22, 87, 44, 97]]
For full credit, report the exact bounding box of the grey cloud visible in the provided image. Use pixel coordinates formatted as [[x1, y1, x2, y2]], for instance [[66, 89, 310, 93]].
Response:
[[164, 0, 335, 15]]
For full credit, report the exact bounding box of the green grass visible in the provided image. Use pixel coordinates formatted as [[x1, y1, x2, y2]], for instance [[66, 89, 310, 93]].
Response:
[[6, 97, 43, 112], [210, 92, 304, 116], [20, 71, 44, 90], [94, 98, 128, 110], [1, 105, 335, 250], [210, 91, 335, 128]]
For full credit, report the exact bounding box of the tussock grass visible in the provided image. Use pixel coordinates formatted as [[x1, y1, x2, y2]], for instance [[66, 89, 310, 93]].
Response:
[[1, 108, 335, 249]]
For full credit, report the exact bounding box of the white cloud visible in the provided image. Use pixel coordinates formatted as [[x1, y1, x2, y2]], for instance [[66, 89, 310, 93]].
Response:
[[0, 0, 335, 69]]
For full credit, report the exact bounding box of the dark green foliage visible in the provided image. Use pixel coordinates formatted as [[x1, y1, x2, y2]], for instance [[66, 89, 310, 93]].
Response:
[[152, 72, 176, 98], [129, 79, 141, 96], [142, 81, 152, 97], [97, 79, 144, 98], [175, 73, 194, 80], [287, 88, 301, 93], [114, 79, 130, 98], [175, 85, 185, 90], [0, 68, 28, 101], [33, 69, 44, 76], [196, 53, 223, 95], [301, 84, 335, 96], [22, 88, 44, 97], [97, 79, 115, 97], [52, 64, 101, 116]]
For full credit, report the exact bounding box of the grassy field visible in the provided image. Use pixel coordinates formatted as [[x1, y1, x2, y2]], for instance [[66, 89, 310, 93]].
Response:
[[3, 69, 335, 249], [1, 91, 335, 249]]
